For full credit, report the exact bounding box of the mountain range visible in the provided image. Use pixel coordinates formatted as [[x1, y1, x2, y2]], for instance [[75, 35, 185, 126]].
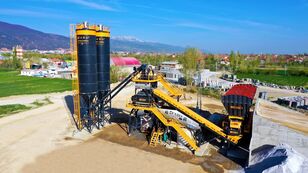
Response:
[[0, 21, 184, 53]]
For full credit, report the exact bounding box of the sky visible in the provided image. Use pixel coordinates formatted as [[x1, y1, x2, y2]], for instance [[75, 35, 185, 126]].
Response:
[[0, 0, 308, 54]]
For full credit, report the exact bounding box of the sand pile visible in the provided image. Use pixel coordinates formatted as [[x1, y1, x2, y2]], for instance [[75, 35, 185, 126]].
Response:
[[246, 143, 308, 173]]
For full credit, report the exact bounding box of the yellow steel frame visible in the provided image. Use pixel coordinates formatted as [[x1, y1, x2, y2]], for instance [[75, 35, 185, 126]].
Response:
[[152, 89, 242, 144], [229, 116, 244, 120], [126, 103, 199, 151], [70, 24, 82, 130], [157, 74, 183, 97], [149, 128, 164, 147], [131, 73, 183, 97]]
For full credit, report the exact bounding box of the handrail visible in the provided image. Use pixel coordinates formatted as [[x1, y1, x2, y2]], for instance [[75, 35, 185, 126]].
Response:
[[126, 103, 199, 151], [152, 89, 241, 144], [157, 74, 183, 97]]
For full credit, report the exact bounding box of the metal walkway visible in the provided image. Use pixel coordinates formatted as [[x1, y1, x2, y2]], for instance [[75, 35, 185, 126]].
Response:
[[152, 89, 242, 144], [126, 103, 199, 151], [157, 75, 183, 97]]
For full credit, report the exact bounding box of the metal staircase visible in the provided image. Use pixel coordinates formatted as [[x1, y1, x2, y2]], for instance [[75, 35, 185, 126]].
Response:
[[152, 89, 242, 144], [126, 103, 199, 151], [149, 128, 163, 147], [157, 74, 183, 97]]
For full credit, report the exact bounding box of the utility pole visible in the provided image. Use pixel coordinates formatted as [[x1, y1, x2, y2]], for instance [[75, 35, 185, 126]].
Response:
[[215, 61, 218, 71], [196, 59, 202, 113]]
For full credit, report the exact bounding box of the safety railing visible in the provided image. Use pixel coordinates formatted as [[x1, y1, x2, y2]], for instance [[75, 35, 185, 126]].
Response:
[[152, 88, 242, 144], [126, 102, 199, 151]]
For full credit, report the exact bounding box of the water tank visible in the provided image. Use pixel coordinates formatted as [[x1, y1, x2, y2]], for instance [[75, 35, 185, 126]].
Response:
[[76, 22, 98, 95], [96, 25, 110, 98]]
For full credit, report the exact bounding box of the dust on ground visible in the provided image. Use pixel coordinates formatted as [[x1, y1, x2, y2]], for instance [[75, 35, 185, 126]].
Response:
[[0, 82, 237, 173], [23, 124, 241, 173], [257, 99, 308, 135], [95, 125, 241, 172], [257, 86, 308, 101], [0, 92, 80, 173], [181, 92, 225, 114]]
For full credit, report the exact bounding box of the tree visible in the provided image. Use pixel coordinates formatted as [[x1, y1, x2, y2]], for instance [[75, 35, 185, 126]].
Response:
[[204, 54, 219, 71], [11, 48, 22, 69], [229, 50, 241, 72], [178, 48, 202, 85]]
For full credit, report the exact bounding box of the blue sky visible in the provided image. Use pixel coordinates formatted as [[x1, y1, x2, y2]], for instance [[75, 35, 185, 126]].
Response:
[[0, 0, 307, 53]]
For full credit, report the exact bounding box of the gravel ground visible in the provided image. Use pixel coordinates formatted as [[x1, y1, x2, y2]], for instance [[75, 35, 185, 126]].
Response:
[[1, 83, 236, 173]]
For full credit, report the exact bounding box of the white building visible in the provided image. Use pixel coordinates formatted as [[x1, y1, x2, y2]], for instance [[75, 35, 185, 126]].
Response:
[[158, 61, 184, 83], [160, 61, 183, 70], [194, 69, 236, 91], [21, 69, 47, 77], [13, 45, 23, 59]]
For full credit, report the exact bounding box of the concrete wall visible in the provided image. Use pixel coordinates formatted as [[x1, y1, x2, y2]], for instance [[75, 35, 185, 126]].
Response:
[[249, 99, 308, 165]]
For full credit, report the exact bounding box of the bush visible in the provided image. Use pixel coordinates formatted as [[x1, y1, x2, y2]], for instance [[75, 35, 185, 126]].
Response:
[[200, 88, 222, 99], [110, 66, 129, 83], [184, 86, 222, 99], [0, 58, 22, 70], [183, 86, 197, 93]]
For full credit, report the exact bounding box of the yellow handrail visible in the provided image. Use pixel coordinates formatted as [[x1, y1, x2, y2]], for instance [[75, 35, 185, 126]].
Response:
[[126, 103, 199, 151], [157, 74, 183, 97], [152, 89, 241, 144]]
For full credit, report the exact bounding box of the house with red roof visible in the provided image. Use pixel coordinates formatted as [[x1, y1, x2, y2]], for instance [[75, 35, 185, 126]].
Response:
[[111, 57, 141, 67], [111, 57, 141, 72]]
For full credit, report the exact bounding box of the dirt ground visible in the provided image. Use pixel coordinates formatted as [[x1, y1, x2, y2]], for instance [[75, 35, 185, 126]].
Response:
[[1, 80, 306, 173], [257, 99, 308, 135], [0, 83, 238, 173], [0, 92, 78, 173], [22, 124, 240, 173], [257, 86, 308, 100]]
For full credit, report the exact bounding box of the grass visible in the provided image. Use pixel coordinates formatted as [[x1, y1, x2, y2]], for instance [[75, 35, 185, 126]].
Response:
[[236, 73, 308, 88], [43, 97, 53, 104], [0, 71, 71, 97], [184, 86, 222, 99], [0, 104, 32, 118], [32, 97, 53, 107], [32, 100, 45, 107], [0, 97, 54, 118]]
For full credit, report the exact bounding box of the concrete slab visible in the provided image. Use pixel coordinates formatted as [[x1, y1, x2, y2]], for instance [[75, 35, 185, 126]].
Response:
[[249, 99, 308, 165]]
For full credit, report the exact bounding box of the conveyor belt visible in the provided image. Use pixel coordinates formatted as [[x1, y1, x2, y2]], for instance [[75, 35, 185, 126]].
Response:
[[126, 103, 199, 151], [157, 75, 183, 97], [152, 89, 242, 144]]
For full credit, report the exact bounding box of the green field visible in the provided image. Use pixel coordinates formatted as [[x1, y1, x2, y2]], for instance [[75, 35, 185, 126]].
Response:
[[0, 70, 71, 97], [236, 73, 308, 88], [0, 104, 32, 117]]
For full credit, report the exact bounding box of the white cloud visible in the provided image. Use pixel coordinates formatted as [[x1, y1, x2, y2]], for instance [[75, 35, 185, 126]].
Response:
[[0, 8, 71, 19], [69, 0, 116, 11], [175, 22, 242, 33]]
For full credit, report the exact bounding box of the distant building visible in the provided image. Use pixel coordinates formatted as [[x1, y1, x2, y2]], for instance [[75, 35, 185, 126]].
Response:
[[12, 45, 23, 59], [111, 57, 141, 67], [158, 61, 184, 83], [0, 55, 4, 65], [194, 69, 236, 91], [159, 61, 182, 70], [111, 57, 141, 73], [277, 96, 308, 110], [0, 48, 11, 53]]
